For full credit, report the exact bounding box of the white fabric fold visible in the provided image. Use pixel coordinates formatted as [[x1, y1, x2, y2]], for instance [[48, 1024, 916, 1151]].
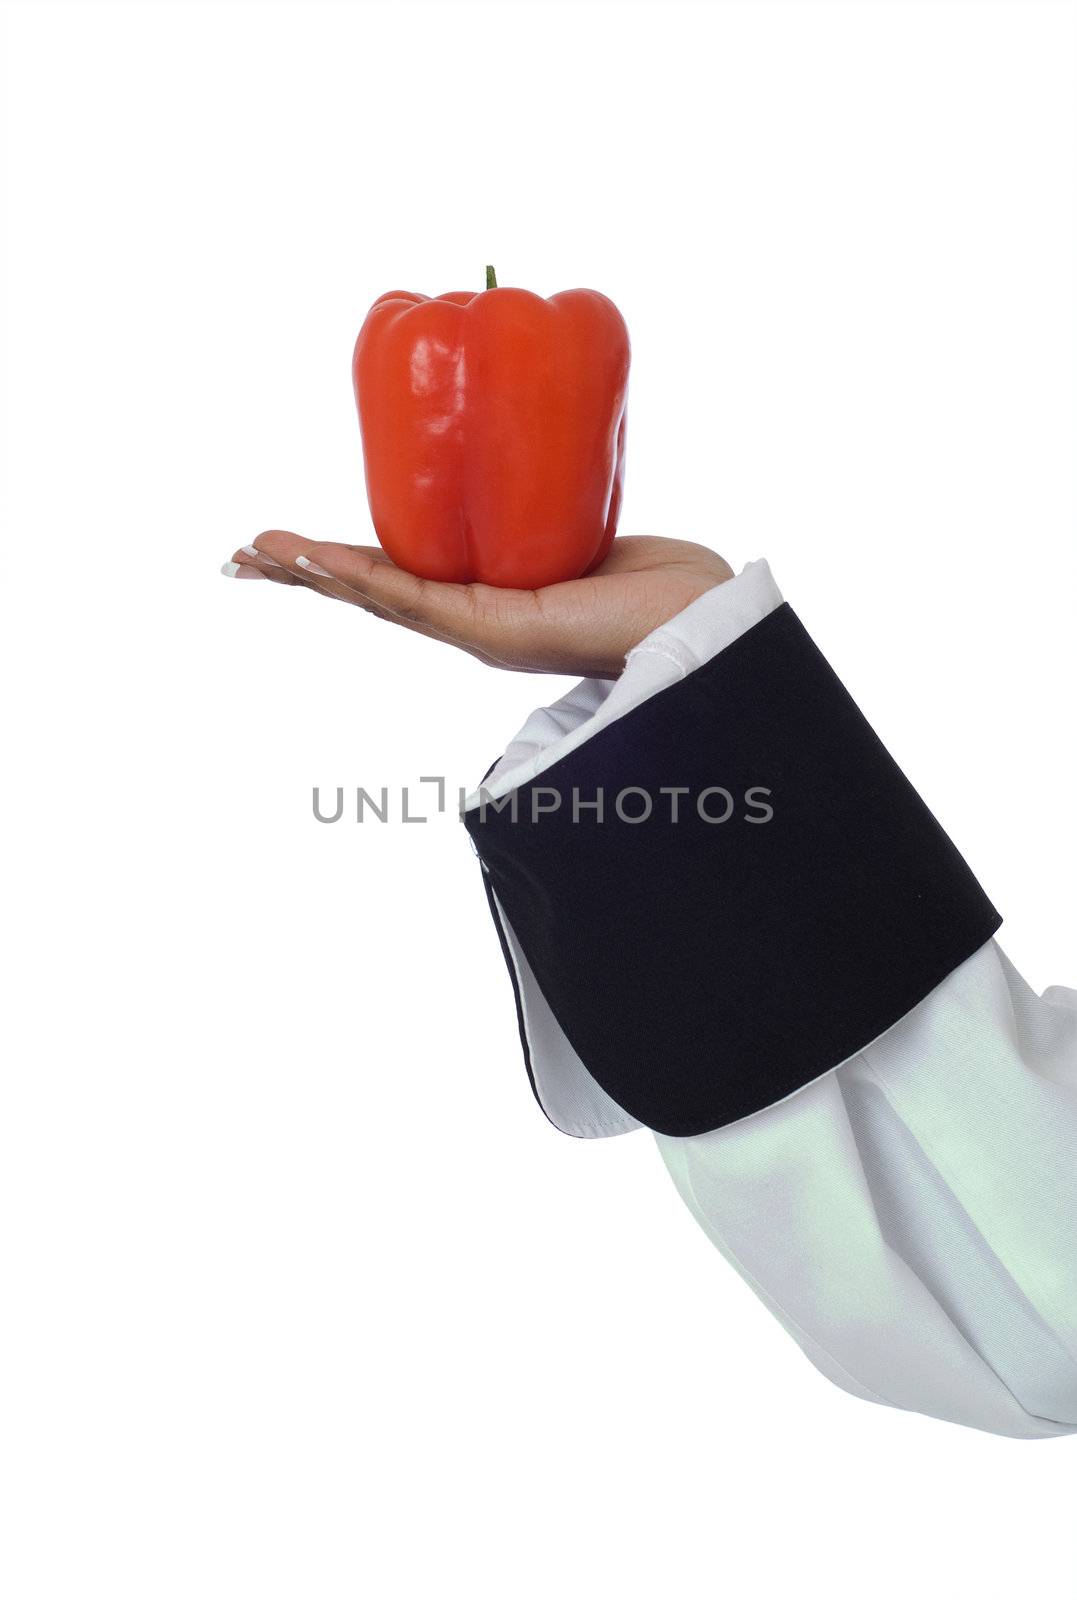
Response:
[[655, 943, 1077, 1438]]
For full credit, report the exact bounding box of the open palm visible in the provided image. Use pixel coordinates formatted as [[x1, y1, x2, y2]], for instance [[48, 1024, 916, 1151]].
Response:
[[225, 533, 733, 678]]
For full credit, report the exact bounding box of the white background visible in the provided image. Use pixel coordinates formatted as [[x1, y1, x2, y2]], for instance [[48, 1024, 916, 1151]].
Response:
[[2, 0, 1075, 1594]]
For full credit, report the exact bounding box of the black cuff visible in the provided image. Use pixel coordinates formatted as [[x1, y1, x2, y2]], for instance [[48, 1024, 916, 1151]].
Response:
[[465, 603, 1001, 1137]]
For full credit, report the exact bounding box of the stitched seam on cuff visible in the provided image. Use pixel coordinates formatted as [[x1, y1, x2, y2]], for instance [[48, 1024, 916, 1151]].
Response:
[[628, 639, 693, 677]]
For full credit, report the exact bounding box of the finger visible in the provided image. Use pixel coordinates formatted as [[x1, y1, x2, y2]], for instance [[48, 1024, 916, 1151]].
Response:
[[241, 535, 458, 636], [290, 537, 545, 663], [240, 534, 506, 668], [229, 542, 391, 603], [255, 531, 474, 630], [221, 560, 267, 580], [224, 551, 305, 586], [302, 541, 483, 634], [221, 558, 306, 586]]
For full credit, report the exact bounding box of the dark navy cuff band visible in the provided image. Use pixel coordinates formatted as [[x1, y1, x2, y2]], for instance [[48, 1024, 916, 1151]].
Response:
[[464, 603, 1002, 1137]]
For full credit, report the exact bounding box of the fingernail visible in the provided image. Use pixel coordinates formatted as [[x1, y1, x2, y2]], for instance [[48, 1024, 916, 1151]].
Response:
[[242, 545, 281, 566], [295, 555, 333, 578], [221, 561, 266, 580]]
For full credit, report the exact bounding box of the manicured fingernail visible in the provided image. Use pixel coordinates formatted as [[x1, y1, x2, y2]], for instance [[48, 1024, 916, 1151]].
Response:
[[221, 561, 266, 579], [242, 544, 281, 566], [295, 555, 333, 578]]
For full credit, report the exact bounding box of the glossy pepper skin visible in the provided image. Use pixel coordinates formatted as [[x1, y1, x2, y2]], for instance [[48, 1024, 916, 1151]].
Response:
[[352, 276, 630, 588]]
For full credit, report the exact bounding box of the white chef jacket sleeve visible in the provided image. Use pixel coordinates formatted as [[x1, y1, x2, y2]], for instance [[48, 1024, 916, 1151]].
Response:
[[461, 560, 1077, 1440]]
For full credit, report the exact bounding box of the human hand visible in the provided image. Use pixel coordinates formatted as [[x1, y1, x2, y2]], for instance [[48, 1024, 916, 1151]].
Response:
[[222, 534, 733, 679]]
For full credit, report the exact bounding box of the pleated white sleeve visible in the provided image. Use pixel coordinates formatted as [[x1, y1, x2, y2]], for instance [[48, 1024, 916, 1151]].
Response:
[[462, 561, 1077, 1439]]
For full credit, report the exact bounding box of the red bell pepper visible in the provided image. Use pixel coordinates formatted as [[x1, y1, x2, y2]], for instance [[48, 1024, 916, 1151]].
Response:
[[352, 268, 630, 588]]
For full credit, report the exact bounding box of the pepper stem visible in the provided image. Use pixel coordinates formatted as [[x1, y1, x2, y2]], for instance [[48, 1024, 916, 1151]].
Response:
[[485, 264, 497, 290]]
